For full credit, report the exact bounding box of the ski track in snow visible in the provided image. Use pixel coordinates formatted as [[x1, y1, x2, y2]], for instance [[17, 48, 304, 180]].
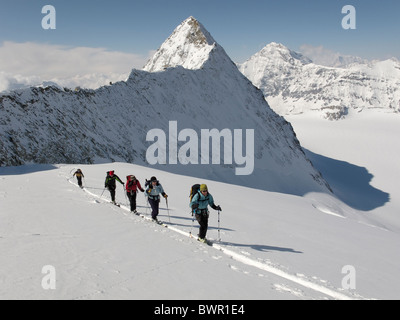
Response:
[[273, 284, 305, 298], [66, 176, 365, 300]]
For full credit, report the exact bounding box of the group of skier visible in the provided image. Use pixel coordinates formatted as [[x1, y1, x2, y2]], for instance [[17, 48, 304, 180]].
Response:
[[73, 169, 222, 243]]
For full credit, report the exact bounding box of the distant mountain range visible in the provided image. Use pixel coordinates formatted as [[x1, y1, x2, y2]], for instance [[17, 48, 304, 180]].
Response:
[[239, 42, 400, 120]]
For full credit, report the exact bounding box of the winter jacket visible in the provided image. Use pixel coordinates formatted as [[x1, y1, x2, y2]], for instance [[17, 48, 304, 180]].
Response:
[[190, 191, 215, 214], [105, 174, 123, 190], [126, 178, 144, 193], [73, 170, 84, 178], [145, 183, 166, 200]]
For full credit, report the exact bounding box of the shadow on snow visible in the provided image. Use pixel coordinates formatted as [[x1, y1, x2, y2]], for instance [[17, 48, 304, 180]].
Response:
[[217, 241, 303, 254], [304, 149, 390, 212], [0, 164, 57, 176]]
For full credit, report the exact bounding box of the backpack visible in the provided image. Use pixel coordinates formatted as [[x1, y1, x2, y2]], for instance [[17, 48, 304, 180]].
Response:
[[189, 184, 201, 202], [145, 177, 159, 188], [127, 175, 135, 188]]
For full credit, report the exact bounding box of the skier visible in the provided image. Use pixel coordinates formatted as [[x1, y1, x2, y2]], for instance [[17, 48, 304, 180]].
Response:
[[104, 171, 124, 205], [145, 176, 168, 223], [73, 169, 85, 188], [190, 184, 222, 243], [126, 175, 144, 214]]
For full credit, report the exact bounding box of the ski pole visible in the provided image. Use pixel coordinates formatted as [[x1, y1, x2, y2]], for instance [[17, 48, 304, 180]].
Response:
[[145, 196, 150, 215], [101, 187, 106, 198], [165, 197, 171, 223], [122, 184, 128, 206], [189, 211, 195, 238], [218, 210, 221, 242]]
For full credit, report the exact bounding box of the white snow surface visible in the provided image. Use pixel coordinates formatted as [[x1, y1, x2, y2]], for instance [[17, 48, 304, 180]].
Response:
[[1, 154, 400, 300]]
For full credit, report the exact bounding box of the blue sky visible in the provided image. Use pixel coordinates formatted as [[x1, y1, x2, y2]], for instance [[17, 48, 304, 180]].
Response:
[[1, 0, 399, 61], [0, 0, 399, 91]]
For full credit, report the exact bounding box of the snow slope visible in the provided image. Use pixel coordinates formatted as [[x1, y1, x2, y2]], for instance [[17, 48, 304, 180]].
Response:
[[1, 162, 400, 300], [239, 43, 400, 119]]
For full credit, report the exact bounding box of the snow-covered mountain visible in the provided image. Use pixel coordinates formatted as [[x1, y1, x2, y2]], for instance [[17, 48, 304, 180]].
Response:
[[239, 43, 400, 120], [143, 16, 221, 72], [0, 17, 329, 195], [2, 17, 400, 301]]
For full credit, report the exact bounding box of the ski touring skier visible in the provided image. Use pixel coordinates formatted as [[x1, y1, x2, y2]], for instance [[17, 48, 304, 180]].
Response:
[[125, 175, 144, 214], [104, 171, 124, 205], [145, 176, 168, 223], [190, 184, 222, 244], [73, 169, 85, 188]]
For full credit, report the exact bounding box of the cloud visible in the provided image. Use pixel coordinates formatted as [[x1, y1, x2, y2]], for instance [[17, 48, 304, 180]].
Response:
[[0, 41, 153, 92], [0, 72, 42, 92], [299, 44, 366, 68]]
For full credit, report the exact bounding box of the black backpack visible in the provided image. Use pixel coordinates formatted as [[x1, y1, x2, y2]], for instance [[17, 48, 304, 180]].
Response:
[[145, 178, 160, 188], [189, 184, 201, 202]]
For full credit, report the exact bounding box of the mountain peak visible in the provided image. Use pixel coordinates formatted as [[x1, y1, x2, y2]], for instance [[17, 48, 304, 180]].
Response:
[[143, 16, 225, 72], [259, 42, 312, 65], [179, 16, 215, 47], [265, 42, 288, 50]]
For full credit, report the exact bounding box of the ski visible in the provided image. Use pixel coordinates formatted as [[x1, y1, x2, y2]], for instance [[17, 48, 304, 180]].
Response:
[[197, 238, 213, 246], [135, 212, 168, 228], [153, 219, 168, 228]]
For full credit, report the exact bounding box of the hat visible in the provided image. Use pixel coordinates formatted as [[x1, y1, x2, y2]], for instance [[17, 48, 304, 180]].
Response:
[[200, 184, 208, 192], [109, 171, 114, 176], [150, 176, 157, 182]]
